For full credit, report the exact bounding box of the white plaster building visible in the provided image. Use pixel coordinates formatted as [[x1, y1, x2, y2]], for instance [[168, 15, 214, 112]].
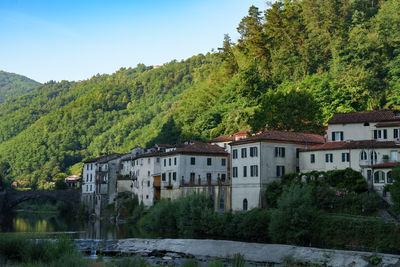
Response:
[[160, 141, 229, 201], [82, 156, 106, 212], [230, 131, 324, 211], [131, 151, 162, 207], [300, 109, 400, 193]]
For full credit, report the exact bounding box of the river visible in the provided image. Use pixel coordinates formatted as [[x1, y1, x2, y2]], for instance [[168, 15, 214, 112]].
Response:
[[0, 210, 139, 239]]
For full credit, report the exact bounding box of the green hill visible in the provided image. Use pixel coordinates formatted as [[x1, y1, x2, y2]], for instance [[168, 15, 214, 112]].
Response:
[[0, 71, 41, 103], [1, 0, 400, 187]]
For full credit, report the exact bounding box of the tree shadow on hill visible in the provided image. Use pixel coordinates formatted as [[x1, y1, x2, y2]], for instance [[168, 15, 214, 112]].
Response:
[[146, 117, 183, 147]]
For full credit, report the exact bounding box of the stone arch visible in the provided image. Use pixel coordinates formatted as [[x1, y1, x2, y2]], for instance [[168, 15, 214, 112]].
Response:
[[243, 198, 248, 211], [3, 190, 80, 213]]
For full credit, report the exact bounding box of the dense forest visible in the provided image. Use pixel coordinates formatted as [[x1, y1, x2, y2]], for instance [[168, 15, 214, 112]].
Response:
[[0, 71, 40, 104], [0, 0, 400, 187]]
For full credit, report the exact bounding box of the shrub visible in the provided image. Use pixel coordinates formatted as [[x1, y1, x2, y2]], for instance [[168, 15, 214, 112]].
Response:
[[269, 184, 319, 246]]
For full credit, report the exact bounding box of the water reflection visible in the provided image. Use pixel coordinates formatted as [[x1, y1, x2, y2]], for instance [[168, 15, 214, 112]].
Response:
[[0, 211, 140, 240]]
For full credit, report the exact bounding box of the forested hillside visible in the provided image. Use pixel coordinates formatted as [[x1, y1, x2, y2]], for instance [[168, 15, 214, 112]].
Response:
[[0, 71, 40, 103], [1, 0, 400, 187]]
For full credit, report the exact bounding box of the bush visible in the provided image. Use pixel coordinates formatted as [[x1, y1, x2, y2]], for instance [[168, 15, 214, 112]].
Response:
[[269, 184, 319, 246], [265, 181, 282, 208]]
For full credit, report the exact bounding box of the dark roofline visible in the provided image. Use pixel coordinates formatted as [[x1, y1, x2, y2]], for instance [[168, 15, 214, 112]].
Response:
[[328, 109, 400, 124], [302, 141, 400, 152], [230, 132, 324, 146], [160, 150, 229, 157]]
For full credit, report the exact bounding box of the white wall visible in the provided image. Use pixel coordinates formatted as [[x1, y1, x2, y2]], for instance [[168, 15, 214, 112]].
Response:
[[160, 154, 228, 201], [231, 141, 304, 211]]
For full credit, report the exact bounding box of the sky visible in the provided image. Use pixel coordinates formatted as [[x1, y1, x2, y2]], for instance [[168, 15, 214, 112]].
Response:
[[0, 0, 268, 83]]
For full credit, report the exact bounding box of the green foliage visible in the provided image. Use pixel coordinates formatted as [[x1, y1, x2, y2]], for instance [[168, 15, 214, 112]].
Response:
[[2, 0, 400, 185], [269, 184, 319, 246], [264, 181, 282, 209], [250, 89, 324, 134], [0, 71, 40, 103], [55, 179, 68, 190], [0, 235, 86, 265], [389, 163, 400, 214]]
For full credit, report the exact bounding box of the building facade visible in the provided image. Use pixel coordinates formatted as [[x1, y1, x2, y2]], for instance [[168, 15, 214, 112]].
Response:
[[300, 109, 400, 195], [230, 131, 324, 211]]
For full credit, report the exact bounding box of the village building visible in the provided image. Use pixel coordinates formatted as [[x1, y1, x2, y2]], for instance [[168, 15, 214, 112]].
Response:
[[230, 131, 324, 211], [81, 154, 122, 215], [300, 109, 400, 195], [65, 175, 81, 189], [131, 150, 162, 207], [159, 141, 230, 211]]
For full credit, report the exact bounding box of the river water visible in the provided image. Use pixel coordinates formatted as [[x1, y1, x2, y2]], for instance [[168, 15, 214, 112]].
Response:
[[0, 210, 138, 239]]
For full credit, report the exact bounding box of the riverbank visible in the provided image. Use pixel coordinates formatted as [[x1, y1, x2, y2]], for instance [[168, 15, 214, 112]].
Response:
[[75, 238, 400, 267]]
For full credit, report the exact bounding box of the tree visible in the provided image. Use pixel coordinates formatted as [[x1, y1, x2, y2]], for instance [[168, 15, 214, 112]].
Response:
[[269, 183, 319, 246], [249, 89, 324, 134], [218, 34, 238, 76]]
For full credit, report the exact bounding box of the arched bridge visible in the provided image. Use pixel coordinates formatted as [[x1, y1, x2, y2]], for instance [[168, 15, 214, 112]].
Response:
[[0, 190, 80, 214]]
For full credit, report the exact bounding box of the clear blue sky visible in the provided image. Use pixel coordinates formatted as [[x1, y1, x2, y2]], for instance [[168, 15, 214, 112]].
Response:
[[0, 0, 268, 83]]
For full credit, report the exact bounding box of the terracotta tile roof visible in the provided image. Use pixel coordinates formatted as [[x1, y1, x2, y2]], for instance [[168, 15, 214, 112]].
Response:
[[328, 109, 400, 124], [84, 155, 110, 163], [133, 151, 162, 160], [304, 140, 400, 151], [97, 154, 123, 163], [162, 141, 228, 156], [372, 162, 398, 169], [375, 121, 400, 128], [230, 130, 324, 146], [209, 135, 235, 143]]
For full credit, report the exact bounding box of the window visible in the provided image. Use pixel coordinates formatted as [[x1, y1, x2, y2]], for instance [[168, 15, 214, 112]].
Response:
[[207, 158, 212, 166], [387, 171, 393, 183], [331, 131, 344, 141], [374, 129, 387, 139], [146, 195, 149, 199], [221, 173, 226, 182], [174, 157, 177, 165], [86, 174, 89, 182], [250, 165, 258, 177], [168, 173, 171, 183], [221, 158, 226, 166], [296, 148, 300, 159], [87, 164, 89, 170], [241, 148, 247, 158], [147, 181, 150, 187], [275, 147, 285, 157], [90, 185, 92, 191], [233, 167, 238, 178], [156, 157, 160, 163], [173, 172, 177, 181], [90, 174, 92, 181], [90, 164, 93, 170], [219, 198, 225, 211], [325, 154, 333, 163], [276, 166, 285, 177], [395, 129, 400, 139], [148, 158, 151, 164], [364, 122, 369, 126], [243, 199, 248, 211], [310, 154, 315, 163], [162, 173, 166, 181], [243, 166, 247, 177], [163, 159, 166, 167], [190, 157, 196, 165], [148, 171, 150, 177], [207, 173, 211, 184], [86, 185, 88, 191], [190, 173, 195, 184], [374, 171, 385, 183], [360, 151, 367, 161], [370, 151, 377, 164], [250, 147, 258, 157], [169, 158, 171, 166], [342, 153, 350, 162], [232, 149, 238, 159]]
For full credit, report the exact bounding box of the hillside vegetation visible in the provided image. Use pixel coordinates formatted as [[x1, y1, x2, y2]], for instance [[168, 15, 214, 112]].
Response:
[[0, 71, 40, 103], [1, 0, 400, 187]]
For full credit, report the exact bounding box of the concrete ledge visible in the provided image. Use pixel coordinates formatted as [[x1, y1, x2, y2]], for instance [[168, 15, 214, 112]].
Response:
[[75, 238, 400, 266]]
